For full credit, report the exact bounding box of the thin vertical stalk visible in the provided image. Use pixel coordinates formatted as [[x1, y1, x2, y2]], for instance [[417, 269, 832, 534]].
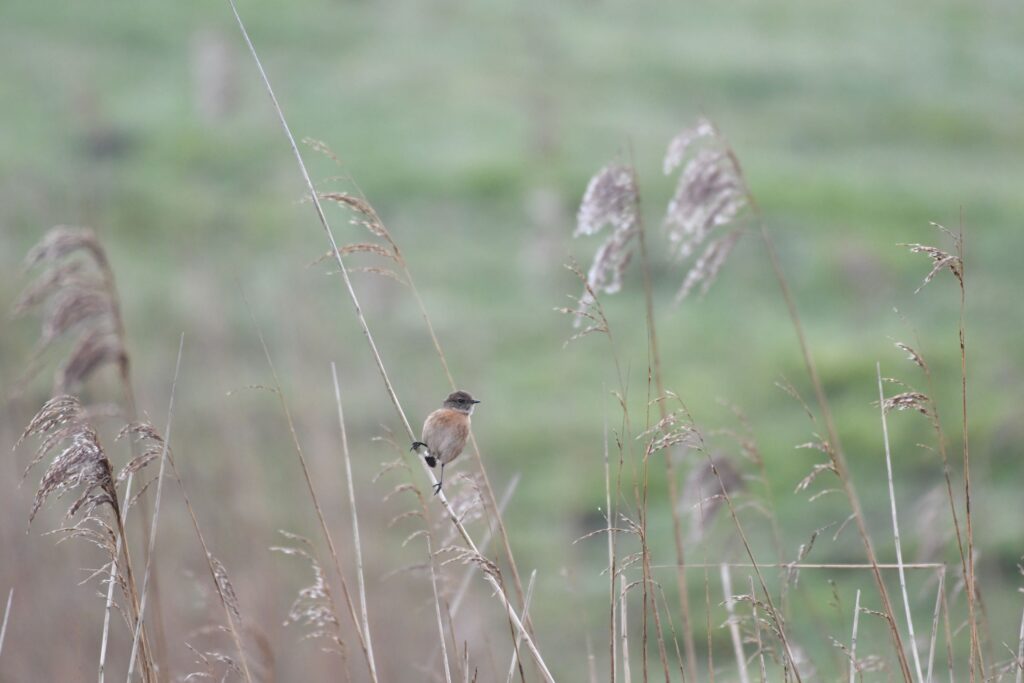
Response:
[[720, 565, 749, 683], [331, 363, 379, 682], [126, 334, 184, 681], [877, 362, 924, 683], [748, 577, 768, 683], [926, 569, 944, 683], [505, 571, 538, 683], [605, 420, 618, 683], [956, 224, 983, 681], [0, 588, 11, 659], [849, 589, 861, 683], [427, 531, 454, 683], [621, 575, 632, 683]]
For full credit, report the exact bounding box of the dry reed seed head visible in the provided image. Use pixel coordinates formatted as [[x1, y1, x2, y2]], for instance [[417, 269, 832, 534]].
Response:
[[12, 259, 89, 315], [901, 242, 963, 292], [675, 228, 741, 302], [571, 163, 640, 326], [209, 555, 242, 622], [662, 117, 715, 175], [318, 192, 389, 239], [663, 145, 747, 260], [879, 391, 932, 416], [894, 341, 927, 370], [23, 226, 106, 269], [637, 412, 701, 455], [55, 328, 125, 394], [20, 397, 118, 523], [115, 422, 168, 481], [271, 532, 341, 645], [662, 120, 748, 302]]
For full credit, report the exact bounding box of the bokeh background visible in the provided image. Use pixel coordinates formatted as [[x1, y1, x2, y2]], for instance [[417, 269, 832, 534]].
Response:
[[2, 0, 1023, 680]]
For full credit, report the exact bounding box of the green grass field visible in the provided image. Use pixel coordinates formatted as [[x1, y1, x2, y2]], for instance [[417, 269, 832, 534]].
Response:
[[2, 0, 1023, 680]]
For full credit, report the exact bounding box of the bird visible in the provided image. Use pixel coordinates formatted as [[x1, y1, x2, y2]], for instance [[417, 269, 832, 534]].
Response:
[[411, 390, 480, 495]]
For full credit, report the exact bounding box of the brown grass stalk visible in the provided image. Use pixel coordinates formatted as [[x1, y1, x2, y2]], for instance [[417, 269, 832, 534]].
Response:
[[926, 568, 945, 683], [877, 362, 924, 682], [126, 334, 184, 681], [225, 3, 554, 678], [955, 224, 983, 681]]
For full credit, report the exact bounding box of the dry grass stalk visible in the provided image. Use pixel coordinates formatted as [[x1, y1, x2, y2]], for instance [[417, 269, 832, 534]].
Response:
[[126, 334, 183, 681], [926, 569, 945, 683], [0, 588, 12, 660], [620, 574, 631, 683], [849, 589, 861, 683], [504, 570, 537, 683], [907, 222, 982, 680], [330, 363, 379, 681], [877, 363, 925, 683], [720, 564, 750, 683], [226, 8, 550, 676]]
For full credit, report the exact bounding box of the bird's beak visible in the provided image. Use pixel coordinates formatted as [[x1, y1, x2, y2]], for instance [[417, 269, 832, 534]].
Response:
[[472, 399, 481, 404]]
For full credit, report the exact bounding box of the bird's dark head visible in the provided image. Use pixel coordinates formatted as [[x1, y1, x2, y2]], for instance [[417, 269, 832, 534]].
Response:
[[444, 390, 480, 414]]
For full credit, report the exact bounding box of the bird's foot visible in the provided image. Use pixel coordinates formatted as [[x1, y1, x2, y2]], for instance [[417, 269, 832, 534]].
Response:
[[410, 441, 427, 452], [432, 481, 443, 496]]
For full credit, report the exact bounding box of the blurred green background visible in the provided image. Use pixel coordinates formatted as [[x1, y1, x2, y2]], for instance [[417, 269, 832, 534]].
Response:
[[2, 0, 1023, 680]]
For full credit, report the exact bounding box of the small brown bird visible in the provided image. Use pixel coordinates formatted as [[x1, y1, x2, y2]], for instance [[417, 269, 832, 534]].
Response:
[[411, 390, 480, 495]]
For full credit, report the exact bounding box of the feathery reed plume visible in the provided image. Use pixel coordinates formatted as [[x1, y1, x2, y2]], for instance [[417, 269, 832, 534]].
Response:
[[662, 119, 747, 301], [16, 394, 155, 681], [572, 163, 639, 323], [14, 227, 126, 394], [272, 531, 349, 661]]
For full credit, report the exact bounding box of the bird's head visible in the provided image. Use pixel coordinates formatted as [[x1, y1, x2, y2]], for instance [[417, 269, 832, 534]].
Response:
[[443, 390, 480, 414]]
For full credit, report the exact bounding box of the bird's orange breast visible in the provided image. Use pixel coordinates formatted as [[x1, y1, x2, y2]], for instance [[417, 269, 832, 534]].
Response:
[[421, 408, 471, 466]]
